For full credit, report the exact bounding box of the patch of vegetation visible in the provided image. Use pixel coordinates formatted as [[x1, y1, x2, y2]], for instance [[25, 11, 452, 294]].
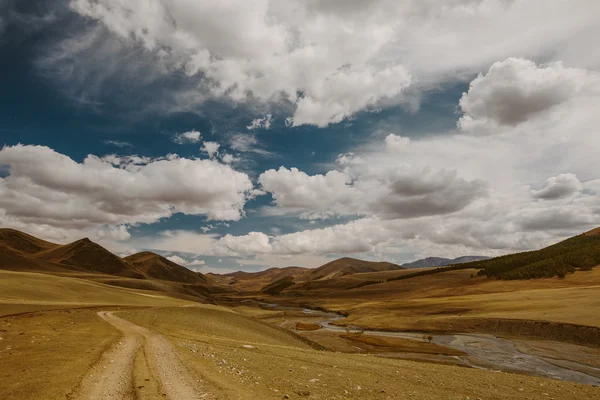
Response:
[[386, 264, 474, 283], [352, 231, 600, 286], [468, 233, 600, 280]]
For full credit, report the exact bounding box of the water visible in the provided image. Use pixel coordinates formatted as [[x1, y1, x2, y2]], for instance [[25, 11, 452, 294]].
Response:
[[251, 301, 600, 386]]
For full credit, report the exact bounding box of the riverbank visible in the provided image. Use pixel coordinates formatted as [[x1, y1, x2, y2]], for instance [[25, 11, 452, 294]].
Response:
[[238, 301, 600, 386]]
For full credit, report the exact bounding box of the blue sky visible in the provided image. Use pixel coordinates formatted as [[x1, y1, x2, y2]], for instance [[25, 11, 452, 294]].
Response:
[[1, 1, 599, 273]]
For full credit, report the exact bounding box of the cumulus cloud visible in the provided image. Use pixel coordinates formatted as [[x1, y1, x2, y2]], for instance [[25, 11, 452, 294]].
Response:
[[37, 0, 600, 126], [200, 141, 220, 159], [531, 174, 583, 200], [259, 167, 354, 217], [213, 232, 272, 256], [165, 255, 187, 265], [0, 145, 254, 240], [258, 165, 487, 220], [247, 114, 273, 130], [458, 58, 596, 131], [385, 134, 411, 152], [173, 130, 202, 144], [166, 255, 205, 266], [237, 64, 600, 258], [220, 153, 237, 164]]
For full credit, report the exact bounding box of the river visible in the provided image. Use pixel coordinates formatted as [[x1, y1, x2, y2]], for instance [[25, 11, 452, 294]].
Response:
[[253, 301, 600, 386]]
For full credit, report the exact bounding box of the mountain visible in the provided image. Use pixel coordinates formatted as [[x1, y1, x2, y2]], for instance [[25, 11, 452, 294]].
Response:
[[124, 252, 208, 284], [0, 229, 79, 272], [304, 257, 402, 280], [0, 228, 58, 255], [0, 241, 55, 271], [464, 228, 600, 279], [35, 238, 144, 278], [401, 256, 490, 269], [224, 266, 308, 282]]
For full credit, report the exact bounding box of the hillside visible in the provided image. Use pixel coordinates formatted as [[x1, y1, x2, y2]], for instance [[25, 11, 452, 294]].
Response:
[[35, 238, 144, 278], [464, 228, 600, 279], [0, 229, 78, 273], [225, 266, 307, 282], [0, 228, 59, 254], [304, 257, 402, 280], [401, 256, 489, 269], [124, 251, 208, 284], [0, 242, 71, 273]]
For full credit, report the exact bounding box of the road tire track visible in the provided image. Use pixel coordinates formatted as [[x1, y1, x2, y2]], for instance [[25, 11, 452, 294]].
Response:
[[72, 311, 213, 400]]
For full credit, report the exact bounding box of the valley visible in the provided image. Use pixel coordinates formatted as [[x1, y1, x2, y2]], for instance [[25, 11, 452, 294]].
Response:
[[0, 228, 599, 399]]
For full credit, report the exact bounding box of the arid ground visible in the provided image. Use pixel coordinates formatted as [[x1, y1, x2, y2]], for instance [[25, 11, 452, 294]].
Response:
[[1, 229, 600, 399]]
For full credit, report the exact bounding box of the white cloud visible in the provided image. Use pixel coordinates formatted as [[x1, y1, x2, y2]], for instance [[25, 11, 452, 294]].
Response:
[[458, 58, 597, 132], [290, 64, 412, 127], [166, 255, 188, 265], [234, 61, 600, 258], [103, 140, 132, 148], [220, 153, 237, 164], [135, 230, 219, 255], [228, 133, 273, 157], [212, 232, 272, 256], [531, 174, 583, 200], [384, 134, 411, 152], [40, 0, 600, 126], [173, 130, 202, 144], [0, 145, 254, 243], [258, 165, 487, 220], [166, 255, 205, 266], [200, 141, 220, 159], [247, 114, 273, 130]]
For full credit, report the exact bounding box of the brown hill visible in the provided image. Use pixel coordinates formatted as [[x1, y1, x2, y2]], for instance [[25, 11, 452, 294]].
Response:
[[304, 257, 403, 281], [0, 242, 66, 272], [584, 227, 600, 236], [124, 252, 208, 284], [35, 238, 144, 278], [0, 228, 59, 254], [225, 266, 308, 282]]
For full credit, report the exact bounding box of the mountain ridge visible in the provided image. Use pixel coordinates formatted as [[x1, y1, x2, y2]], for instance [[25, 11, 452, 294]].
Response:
[[401, 255, 490, 269]]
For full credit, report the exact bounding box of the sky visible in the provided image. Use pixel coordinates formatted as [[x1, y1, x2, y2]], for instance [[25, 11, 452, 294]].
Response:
[[1, 0, 600, 274]]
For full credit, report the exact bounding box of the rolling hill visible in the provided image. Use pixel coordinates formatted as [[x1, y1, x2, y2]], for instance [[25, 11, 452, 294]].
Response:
[[303, 257, 402, 280], [401, 255, 489, 269], [224, 266, 307, 282], [467, 228, 600, 279], [0, 228, 58, 254], [124, 251, 208, 284], [0, 229, 213, 286], [35, 238, 145, 278]]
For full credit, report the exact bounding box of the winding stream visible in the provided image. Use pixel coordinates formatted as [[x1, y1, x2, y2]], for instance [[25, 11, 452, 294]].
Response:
[[255, 302, 600, 386]]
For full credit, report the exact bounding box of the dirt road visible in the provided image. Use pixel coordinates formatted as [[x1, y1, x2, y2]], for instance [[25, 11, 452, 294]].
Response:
[[71, 311, 214, 400]]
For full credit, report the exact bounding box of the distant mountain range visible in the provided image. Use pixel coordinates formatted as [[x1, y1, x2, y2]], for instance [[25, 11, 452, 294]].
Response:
[[0, 228, 207, 284], [401, 256, 490, 269], [3, 226, 598, 299]]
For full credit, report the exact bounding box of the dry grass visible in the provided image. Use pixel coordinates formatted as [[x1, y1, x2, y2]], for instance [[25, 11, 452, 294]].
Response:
[[0, 269, 598, 399], [0, 308, 120, 400], [0, 270, 194, 308], [295, 322, 321, 331], [262, 268, 600, 338], [340, 333, 466, 356], [118, 307, 600, 400], [119, 305, 308, 350]]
